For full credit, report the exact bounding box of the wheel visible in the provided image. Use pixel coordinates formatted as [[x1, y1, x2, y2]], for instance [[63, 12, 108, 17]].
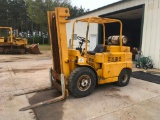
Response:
[[68, 67, 96, 98], [116, 69, 131, 87], [148, 64, 153, 69], [143, 65, 148, 70], [136, 64, 140, 68]]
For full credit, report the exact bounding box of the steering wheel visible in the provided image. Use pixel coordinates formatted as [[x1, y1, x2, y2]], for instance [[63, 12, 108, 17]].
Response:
[[77, 36, 90, 43]]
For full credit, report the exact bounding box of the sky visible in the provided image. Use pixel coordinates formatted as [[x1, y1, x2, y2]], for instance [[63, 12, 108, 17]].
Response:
[[71, 0, 120, 11]]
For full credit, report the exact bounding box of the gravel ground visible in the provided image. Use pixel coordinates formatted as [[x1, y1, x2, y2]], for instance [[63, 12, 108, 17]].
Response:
[[0, 52, 160, 120]]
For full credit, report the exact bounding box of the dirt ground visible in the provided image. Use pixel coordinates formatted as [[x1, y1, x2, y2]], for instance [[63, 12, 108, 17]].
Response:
[[0, 51, 160, 120]]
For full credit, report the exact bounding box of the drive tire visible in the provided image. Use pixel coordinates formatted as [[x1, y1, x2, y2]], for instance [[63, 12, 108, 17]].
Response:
[[116, 69, 131, 87], [68, 67, 96, 98]]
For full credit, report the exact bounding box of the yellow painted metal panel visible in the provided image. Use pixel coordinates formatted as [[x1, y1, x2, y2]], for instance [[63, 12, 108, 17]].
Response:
[[0, 38, 4, 42], [56, 8, 71, 78], [48, 8, 71, 78], [126, 61, 132, 68], [98, 77, 118, 84], [106, 46, 130, 52], [102, 62, 126, 78], [96, 69, 102, 77], [95, 53, 103, 63]]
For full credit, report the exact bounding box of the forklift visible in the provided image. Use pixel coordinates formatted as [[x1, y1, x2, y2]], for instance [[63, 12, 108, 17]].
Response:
[[21, 7, 132, 110]]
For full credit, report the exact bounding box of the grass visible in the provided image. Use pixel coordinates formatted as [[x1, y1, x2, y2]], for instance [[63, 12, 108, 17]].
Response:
[[38, 44, 51, 51], [27, 44, 51, 51]]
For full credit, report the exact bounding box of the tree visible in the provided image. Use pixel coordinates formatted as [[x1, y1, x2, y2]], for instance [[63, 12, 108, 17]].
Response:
[[0, 0, 29, 33], [27, 0, 46, 25], [0, 0, 90, 44], [26, 0, 89, 43], [26, 0, 89, 29]]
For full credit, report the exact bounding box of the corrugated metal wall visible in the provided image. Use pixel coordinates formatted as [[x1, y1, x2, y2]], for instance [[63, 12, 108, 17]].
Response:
[[141, 0, 160, 69], [66, 0, 160, 69]]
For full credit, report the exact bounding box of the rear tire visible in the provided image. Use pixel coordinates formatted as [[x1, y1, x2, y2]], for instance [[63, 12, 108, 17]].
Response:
[[68, 67, 96, 98], [116, 69, 131, 87]]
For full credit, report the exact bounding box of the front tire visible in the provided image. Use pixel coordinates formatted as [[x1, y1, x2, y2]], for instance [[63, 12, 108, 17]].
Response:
[[116, 69, 131, 87], [68, 67, 96, 98]]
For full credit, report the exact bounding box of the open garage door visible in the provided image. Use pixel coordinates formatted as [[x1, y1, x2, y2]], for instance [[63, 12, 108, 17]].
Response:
[[98, 5, 144, 60]]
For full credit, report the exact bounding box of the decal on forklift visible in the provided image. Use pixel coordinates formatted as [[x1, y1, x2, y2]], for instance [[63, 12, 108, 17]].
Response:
[[108, 56, 121, 62]]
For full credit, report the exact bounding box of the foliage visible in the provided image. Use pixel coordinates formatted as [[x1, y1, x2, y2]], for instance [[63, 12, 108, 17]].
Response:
[[26, 0, 89, 30], [0, 0, 28, 32], [0, 0, 89, 44]]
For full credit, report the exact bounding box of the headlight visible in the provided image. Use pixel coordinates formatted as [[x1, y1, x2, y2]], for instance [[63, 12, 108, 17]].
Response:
[[78, 58, 84, 63]]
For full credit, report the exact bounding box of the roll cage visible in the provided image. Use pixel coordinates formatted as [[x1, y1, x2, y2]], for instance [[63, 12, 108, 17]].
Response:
[[71, 17, 123, 52]]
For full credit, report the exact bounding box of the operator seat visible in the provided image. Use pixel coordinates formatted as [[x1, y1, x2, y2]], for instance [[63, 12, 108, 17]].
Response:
[[87, 44, 106, 55]]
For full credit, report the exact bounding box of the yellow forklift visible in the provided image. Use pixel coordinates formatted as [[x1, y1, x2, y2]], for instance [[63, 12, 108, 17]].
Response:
[[21, 7, 132, 110]]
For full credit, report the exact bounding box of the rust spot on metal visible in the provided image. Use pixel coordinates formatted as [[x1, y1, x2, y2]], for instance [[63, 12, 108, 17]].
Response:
[[53, 80, 62, 92], [27, 44, 41, 54], [65, 9, 68, 13], [52, 70, 61, 80], [51, 15, 61, 74]]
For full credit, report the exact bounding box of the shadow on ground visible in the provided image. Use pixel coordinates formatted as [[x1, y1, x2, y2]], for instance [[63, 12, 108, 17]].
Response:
[[27, 89, 65, 120], [27, 83, 121, 120], [132, 71, 160, 84]]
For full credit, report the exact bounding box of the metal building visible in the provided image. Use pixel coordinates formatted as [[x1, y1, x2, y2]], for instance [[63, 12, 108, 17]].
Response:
[[66, 0, 160, 69]]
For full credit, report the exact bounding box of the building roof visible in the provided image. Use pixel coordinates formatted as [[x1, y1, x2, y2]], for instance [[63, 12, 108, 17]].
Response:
[[69, 0, 129, 19]]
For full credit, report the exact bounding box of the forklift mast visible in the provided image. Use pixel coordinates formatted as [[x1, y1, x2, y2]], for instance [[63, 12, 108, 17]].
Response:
[[20, 8, 73, 111], [47, 8, 70, 78]]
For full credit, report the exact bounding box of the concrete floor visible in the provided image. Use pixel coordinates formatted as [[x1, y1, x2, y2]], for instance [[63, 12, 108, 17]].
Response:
[[0, 52, 160, 120]]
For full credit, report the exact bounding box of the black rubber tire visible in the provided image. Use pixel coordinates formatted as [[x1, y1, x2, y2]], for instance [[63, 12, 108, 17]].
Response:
[[116, 69, 131, 87], [68, 67, 96, 98], [148, 64, 153, 69], [136, 64, 140, 68], [143, 65, 148, 70]]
